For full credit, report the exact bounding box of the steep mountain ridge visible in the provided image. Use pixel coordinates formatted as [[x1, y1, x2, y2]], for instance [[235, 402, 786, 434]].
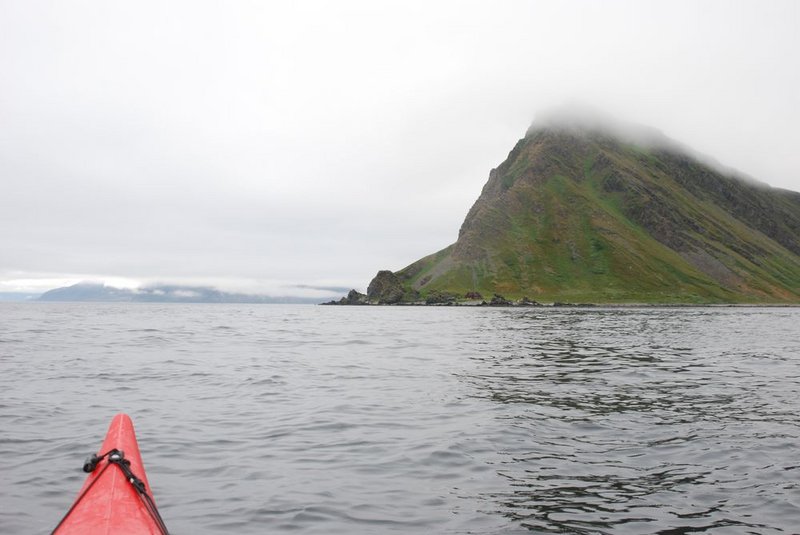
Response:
[[388, 119, 800, 304]]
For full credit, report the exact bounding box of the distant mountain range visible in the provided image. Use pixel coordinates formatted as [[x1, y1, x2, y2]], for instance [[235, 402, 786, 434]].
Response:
[[36, 283, 338, 304], [357, 111, 800, 304]]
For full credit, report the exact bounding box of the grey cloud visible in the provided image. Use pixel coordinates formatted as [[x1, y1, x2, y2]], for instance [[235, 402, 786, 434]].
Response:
[[2, 0, 799, 294]]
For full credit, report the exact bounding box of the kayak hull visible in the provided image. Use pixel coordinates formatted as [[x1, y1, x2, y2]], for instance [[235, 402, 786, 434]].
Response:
[[53, 413, 164, 535]]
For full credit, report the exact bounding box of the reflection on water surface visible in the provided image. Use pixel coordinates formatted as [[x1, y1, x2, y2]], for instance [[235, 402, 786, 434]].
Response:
[[465, 309, 799, 533]]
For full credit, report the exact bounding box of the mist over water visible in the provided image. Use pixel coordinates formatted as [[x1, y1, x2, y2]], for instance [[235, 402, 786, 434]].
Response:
[[1, 304, 798, 534]]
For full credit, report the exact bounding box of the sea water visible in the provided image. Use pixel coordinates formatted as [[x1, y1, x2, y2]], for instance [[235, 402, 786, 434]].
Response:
[[1, 303, 798, 534]]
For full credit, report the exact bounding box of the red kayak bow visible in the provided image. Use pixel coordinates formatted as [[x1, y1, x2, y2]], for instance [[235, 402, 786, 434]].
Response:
[[52, 413, 169, 534]]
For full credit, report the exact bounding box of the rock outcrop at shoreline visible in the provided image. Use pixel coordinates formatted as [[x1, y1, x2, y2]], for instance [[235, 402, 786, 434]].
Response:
[[322, 289, 369, 305], [367, 270, 412, 304]]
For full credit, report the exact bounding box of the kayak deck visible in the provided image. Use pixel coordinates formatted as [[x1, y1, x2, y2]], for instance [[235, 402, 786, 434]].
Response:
[[53, 413, 167, 535]]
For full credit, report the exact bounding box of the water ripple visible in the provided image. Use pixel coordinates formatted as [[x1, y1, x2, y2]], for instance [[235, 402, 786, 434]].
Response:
[[0, 304, 798, 534]]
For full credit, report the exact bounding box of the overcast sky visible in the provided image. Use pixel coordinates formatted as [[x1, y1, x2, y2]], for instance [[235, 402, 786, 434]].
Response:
[[2, 0, 799, 296]]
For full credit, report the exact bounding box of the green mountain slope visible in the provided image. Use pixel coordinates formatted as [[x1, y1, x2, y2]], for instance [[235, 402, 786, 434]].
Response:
[[390, 119, 800, 304]]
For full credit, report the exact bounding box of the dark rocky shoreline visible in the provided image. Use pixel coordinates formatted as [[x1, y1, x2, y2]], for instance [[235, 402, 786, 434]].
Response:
[[321, 271, 800, 307], [321, 288, 551, 307]]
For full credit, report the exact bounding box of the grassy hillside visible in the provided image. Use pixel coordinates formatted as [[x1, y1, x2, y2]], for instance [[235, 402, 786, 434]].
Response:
[[391, 126, 800, 304]]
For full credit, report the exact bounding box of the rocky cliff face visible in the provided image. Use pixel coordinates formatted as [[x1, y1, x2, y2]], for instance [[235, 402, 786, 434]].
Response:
[[390, 116, 800, 304], [367, 270, 408, 304]]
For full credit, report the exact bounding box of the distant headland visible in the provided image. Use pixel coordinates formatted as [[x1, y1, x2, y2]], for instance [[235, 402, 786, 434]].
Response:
[[329, 111, 800, 305]]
